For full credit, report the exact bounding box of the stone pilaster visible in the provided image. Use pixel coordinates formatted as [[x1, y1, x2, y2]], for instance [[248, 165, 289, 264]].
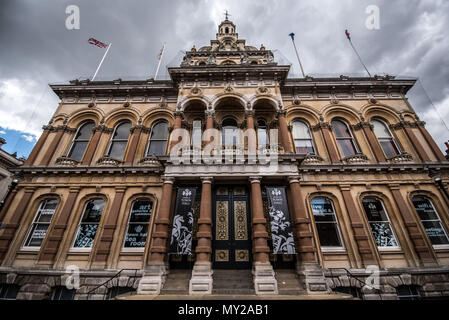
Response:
[[249, 176, 278, 295], [190, 177, 213, 295], [138, 176, 174, 295]]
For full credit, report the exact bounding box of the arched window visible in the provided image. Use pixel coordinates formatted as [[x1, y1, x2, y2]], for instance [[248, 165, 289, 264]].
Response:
[[67, 121, 95, 161], [146, 120, 169, 156], [23, 198, 59, 247], [371, 119, 400, 158], [412, 196, 449, 245], [123, 198, 153, 248], [310, 197, 343, 248], [291, 120, 315, 155], [73, 199, 105, 248], [225, 27, 229, 34], [106, 121, 131, 160], [222, 118, 238, 146], [257, 119, 269, 149], [191, 119, 202, 149], [362, 197, 399, 248], [332, 119, 358, 157]]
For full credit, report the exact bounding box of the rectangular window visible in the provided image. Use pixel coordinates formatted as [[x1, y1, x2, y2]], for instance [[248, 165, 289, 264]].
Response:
[[123, 199, 153, 248], [412, 196, 449, 246], [23, 199, 58, 247], [73, 199, 105, 248], [311, 197, 344, 248], [362, 198, 399, 248], [0, 284, 20, 300]]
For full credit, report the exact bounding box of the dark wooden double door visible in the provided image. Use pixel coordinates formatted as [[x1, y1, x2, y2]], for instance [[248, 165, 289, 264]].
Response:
[[212, 186, 252, 269]]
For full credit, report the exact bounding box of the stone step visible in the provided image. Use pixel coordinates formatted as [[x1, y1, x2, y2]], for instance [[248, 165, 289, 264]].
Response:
[[212, 269, 255, 295], [275, 269, 305, 295], [160, 270, 191, 295]]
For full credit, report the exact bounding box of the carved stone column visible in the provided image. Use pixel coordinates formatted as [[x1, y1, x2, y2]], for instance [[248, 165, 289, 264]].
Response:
[[389, 184, 437, 266], [288, 176, 330, 295], [416, 121, 447, 161], [39, 187, 80, 264], [190, 177, 213, 295], [138, 176, 174, 295], [249, 176, 278, 295], [357, 122, 386, 162], [124, 126, 142, 164], [339, 185, 378, 266], [396, 121, 430, 162], [25, 125, 52, 165], [0, 187, 35, 263], [40, 127, 67, 166], [245, 110, 257, 157], [314, 122, 340, 163], [169, 111, 183, 152], [81, 126, 104, 165], [93, 187, 127, 264], [278, 110, 294, 153]]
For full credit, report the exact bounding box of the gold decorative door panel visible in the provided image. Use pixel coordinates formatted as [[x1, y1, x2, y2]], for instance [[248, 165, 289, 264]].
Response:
[[213, 186, 251, 269]]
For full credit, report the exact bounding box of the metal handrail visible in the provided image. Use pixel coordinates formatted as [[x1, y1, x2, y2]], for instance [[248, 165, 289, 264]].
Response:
[[84, 269, 140, 300]]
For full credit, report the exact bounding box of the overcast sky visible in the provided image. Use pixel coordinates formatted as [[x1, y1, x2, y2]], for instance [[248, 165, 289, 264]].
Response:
[[0, 0, 448, 157]]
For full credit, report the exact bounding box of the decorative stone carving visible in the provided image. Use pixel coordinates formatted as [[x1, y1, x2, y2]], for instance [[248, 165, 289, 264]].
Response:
[[139, 156, 163, 167], [293, 99, 301, 105], [123, 102, 130, 108], [97, 156, 123, 166], [302, 154, 324, 164], [342, 153, 369, 164], [257, 86, 269, 94], [55, 156, 80, 167], [190, 87, 202, 95], [369, 98, 377, 104], [387, 152, 413, 163], [88, 102, 95, 108], [330, 99, 339, 105], [224, 84, 234, 93]]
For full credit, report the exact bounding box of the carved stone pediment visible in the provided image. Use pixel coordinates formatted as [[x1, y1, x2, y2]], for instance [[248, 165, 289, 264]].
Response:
[[302, 154, 324, 165], [387, 152, 413, 163]]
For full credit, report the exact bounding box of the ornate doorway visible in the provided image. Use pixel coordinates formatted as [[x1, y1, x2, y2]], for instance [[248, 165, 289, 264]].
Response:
[[212, 186, 252, 269]]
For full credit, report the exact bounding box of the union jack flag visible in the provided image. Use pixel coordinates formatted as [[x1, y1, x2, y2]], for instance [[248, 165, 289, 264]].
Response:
[[88, 37, 108, 48]]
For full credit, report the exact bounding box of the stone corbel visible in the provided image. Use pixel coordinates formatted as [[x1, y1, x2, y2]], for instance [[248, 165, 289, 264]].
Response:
[[352, 122, 373, 131]]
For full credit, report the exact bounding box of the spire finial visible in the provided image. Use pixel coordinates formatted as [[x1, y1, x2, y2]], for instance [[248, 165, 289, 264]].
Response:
[[224, 10, 231, 21]]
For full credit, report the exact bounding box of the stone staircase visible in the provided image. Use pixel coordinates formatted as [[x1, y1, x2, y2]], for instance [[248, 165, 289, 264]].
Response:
[[275, 269, 306, 295], [160, 269, 191, 295], [212, 269, 255, 295]]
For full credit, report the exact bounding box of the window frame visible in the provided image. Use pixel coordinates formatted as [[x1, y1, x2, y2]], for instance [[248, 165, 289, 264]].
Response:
[[331, 119, 359, 158], [22, 198, 59, 250], [310, 196, 345, 252], [396, 285, 422, 300], [191, 119, 202, 150], [361, 196, 401, 251], [256, 119, 269, 150], [412, 195, 449, 248], [291, 119, 316, 155], [145, 120, 169, 157], [71, 198, 106, 251], [66, 121, 95, 161], [105, 120, 132, 160], [122, 198, 154, 252], [0, 284, 20, 300], [51, 286, 76, 300], [371, 118, 401, 158], [221, 117, 239, 146]]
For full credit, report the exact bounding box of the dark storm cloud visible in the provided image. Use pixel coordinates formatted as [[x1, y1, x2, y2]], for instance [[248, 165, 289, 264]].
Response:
[[0, 0, 448, 151]]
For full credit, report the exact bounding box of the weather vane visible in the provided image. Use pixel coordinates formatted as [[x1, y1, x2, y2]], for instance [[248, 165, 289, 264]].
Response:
[[224, 10, 231, 20]]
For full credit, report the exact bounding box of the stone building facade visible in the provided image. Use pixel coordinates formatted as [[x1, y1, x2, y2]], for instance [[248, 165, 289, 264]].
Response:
[[0, 138, 23, 210], [1, 19, 449, 300]]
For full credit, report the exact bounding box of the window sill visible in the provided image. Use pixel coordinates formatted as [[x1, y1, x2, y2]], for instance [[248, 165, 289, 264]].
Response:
[[321, 247, 346, 253], [378, 246, 402, 253], [18, 247, 40, 253], [433, 244, 449, 251], [68, 248, 92, 254], [121, 248, 145, 254]]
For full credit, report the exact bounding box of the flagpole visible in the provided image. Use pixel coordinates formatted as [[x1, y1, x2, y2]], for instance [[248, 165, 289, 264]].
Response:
[[345, 31, 371, 77], [288, 33, 306, 78], [154, 42, 166, 80], [92, 43, 111, 81]]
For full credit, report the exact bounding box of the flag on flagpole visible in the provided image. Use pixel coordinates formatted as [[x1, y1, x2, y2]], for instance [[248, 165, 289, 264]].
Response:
[[157, 43, 165, 60], [345, 29, 351, 41], [88, 37, 108, 48]]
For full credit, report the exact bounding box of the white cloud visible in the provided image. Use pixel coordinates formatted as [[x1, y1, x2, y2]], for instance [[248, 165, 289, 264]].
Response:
[[0, 78, 59, 138], [0, 130, 6, 134], [21, 134, 36, 142]]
